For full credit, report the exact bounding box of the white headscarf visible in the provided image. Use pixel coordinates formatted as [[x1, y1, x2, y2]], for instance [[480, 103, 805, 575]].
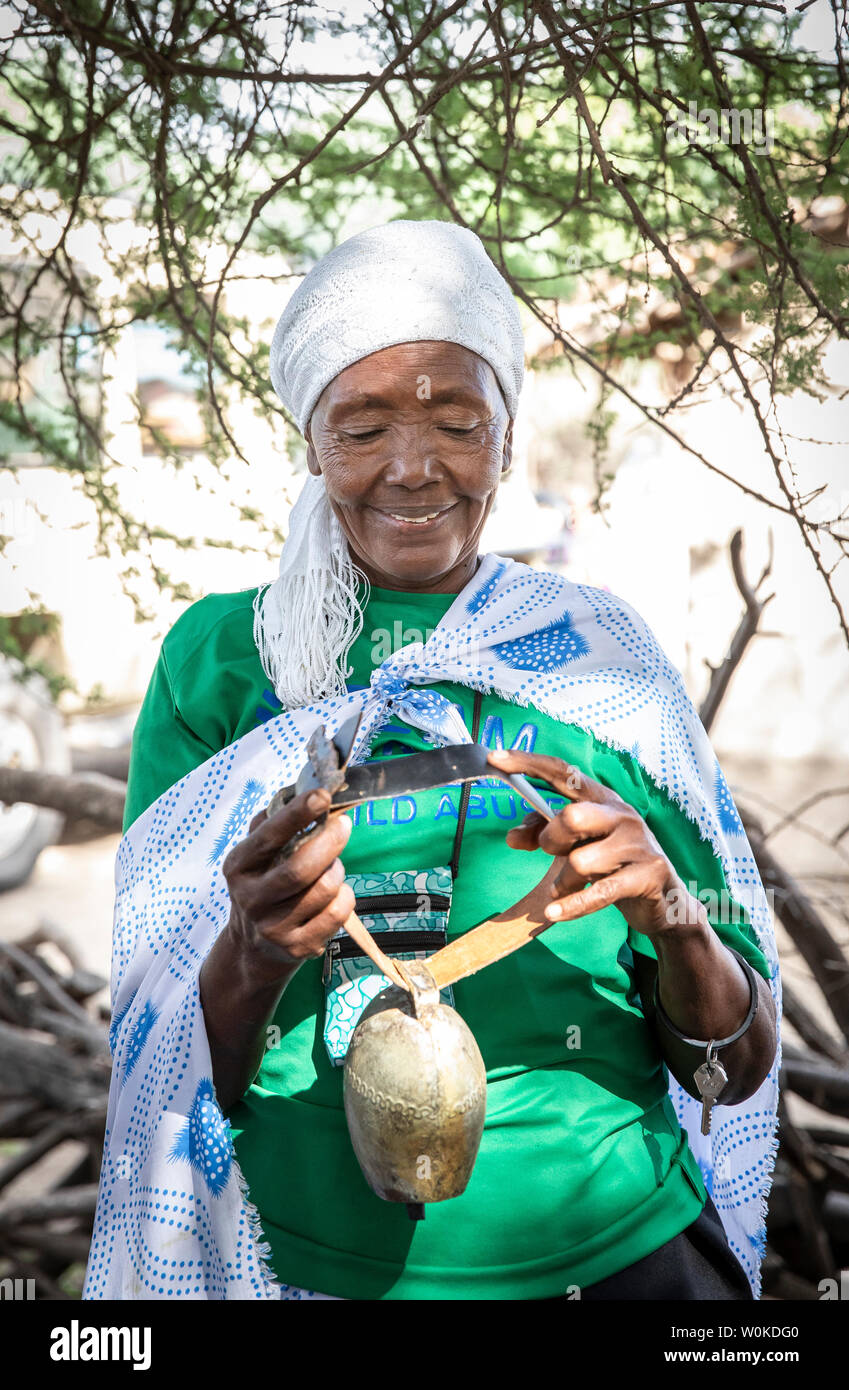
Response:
[[255, 220, 525, 709]]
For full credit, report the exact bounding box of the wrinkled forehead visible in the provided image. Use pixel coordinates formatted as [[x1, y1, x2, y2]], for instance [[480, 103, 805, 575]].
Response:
[[310, 341, 507, 425]]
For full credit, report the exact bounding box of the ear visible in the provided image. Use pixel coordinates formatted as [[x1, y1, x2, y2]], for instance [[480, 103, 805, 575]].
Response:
[[304, 422, 321, 477], [501, 420, 514, 474]]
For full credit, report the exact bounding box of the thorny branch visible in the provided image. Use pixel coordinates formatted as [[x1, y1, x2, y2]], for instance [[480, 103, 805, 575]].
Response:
[[0, 0, 846, 654]]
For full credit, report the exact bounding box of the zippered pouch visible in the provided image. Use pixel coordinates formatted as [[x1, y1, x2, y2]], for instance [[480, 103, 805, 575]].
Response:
[[322, 866, 456, 1066]]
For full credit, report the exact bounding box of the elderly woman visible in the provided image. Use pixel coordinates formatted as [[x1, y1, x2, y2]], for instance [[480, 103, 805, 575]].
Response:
[[85, 221, 779, 1302]]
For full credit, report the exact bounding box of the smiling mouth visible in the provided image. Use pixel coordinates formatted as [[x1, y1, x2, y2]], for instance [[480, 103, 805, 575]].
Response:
[[374, 503, 457, 526]]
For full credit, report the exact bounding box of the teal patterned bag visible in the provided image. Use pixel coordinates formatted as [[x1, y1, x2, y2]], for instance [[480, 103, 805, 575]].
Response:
[[322, 866, 456, 1066]]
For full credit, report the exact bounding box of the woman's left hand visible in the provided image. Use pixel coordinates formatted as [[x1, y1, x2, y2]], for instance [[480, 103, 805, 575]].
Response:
[[487, 748, 702, 943]]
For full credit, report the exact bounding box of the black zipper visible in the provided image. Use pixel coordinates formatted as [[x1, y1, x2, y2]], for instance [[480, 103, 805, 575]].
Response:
[[322, 929, 447, 981], [353, 892, 452, 915]]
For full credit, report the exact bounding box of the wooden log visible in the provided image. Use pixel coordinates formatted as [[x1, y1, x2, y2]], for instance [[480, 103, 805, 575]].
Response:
[[0, 767, 125, 831], [11, 926, 107, 1000], [0, 1098, 41, 1137], [778, 1098, 849, 1192], [0, 1021, 107, 1111], [784, 1166, 835, 1279], [781, 979, 849, 1067], [26, 1005, 108, 1057], [53, 1145, 101, 1190], [15, 921, 82, 972], [823, 1191, 849, 1242], [0, 940, 97, 1028], [72, 745, 130, 784], [780, 1054, 849, 1116], [802, 1124, 849, 1150], [697, 530, 849, 1046], [745, 814, 849, 1048], [0, 1183, 99, 1230], [0, 1109, 107, 1192], [5, 1223, 92, 1265], [765, 1169, 794, 1230], [62, 969, 109, 1003], [0, 968, 29, 1028], [761, 1258, 823, 1301], [777, 1100, 828, 1182]]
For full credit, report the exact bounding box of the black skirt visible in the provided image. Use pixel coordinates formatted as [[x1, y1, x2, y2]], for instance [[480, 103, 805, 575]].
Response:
[[540, 1195, 754, 1301]]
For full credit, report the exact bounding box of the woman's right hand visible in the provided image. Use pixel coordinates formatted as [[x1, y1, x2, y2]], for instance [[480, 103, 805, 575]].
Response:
[[222, 785, 356, 982]]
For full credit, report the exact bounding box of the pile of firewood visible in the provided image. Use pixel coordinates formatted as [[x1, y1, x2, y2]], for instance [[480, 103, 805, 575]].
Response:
[[757, 860, 849, 1299], [0, 926, 109, 1299], [698, 532, 849, 1297], [0, 850, 848, 1299]]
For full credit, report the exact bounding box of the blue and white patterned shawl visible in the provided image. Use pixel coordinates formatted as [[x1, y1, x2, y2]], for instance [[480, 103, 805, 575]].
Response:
[[83, 554, 781, 1300]]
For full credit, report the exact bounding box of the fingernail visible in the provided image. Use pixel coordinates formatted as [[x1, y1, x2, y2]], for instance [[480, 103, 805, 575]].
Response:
[[545, 903, 562, 920], [337, 813, 352, 839], [307, 790, 329, 812]]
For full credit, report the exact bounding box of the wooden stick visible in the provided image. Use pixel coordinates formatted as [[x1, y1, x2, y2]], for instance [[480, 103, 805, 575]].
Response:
[[5, 1223, 92, 1265], [781, 979, 848, 1067], [0, 940, 95, 1027], [339, 912, 410, 992], [0, 1109, 106, 1193], [780, 1053, 849, 1116]]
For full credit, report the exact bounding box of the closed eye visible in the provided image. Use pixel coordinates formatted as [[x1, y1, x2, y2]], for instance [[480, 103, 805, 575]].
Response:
[[439, 425, 479, 435], [344, 429, 385, 441]]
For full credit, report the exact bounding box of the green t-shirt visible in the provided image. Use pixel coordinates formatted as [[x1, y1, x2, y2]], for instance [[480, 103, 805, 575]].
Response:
[[124, 581, 771, 1300]]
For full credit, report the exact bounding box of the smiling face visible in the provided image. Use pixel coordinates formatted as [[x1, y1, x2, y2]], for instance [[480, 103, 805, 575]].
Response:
[[304, 340, 513, 592]]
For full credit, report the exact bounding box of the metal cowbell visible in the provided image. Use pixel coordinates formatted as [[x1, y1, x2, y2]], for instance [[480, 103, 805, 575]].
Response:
[[343, 960, 487, 1208]]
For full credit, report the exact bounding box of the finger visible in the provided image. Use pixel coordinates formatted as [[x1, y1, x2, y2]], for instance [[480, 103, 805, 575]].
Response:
[[259, 883, 357, 960], [254, 855, 348, 928], [550, 857, 587, 900], [507, 800, 622, 855], [539, 801, 623, 856], [242, 813, 352, 907], [544, 863, 648, 922], [505, 810, 548, 851], [224, 787, 332, 875], [487, 749, 613, 805], [563, 823, 660, 881]]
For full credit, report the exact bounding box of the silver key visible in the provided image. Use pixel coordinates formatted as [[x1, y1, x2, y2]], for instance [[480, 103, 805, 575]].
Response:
[[694, 1057, 728, 1135]]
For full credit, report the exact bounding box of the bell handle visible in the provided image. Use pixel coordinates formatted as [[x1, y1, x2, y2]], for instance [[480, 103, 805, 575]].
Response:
[[424, 856, 570, 990], [339, 910, 412, 993], [341, 856, 572, 995]]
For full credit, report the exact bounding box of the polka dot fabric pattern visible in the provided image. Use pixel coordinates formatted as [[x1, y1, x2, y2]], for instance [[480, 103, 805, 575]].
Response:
[[84, 553, 780, 1300]]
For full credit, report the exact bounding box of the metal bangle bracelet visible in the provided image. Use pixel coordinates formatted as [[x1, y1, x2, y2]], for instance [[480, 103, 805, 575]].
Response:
[[651, 947, 760, 1049]]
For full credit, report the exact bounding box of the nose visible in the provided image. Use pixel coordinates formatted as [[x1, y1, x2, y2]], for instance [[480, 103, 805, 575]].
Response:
[[380, 425, 445, 489]]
